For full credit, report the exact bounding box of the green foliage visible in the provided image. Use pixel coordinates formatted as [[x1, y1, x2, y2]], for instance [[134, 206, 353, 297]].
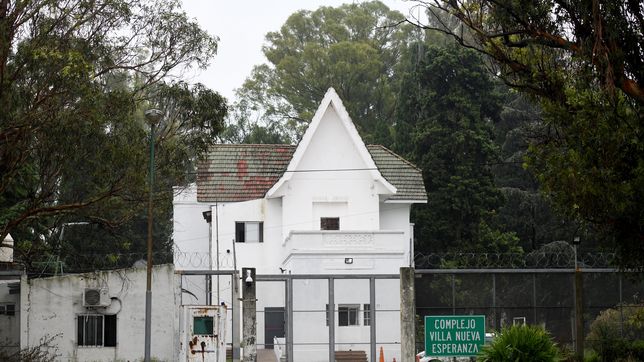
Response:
[[586, 304, 644, 362], [395, 43, 504, 251], [490, 92, 587, 251], [0, 334, 60, 362], [415, 0, 644, 268], [0, 0, 226, 271], [227, 1, 418, 145], [478, 325, 562, 362]]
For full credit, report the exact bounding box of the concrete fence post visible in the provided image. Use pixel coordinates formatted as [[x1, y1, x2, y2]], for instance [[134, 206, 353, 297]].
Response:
[[242, 267, 257, 362], [233, 270, 241, 362], [400, 267, 416, 362], [574, 269, 584, 361]]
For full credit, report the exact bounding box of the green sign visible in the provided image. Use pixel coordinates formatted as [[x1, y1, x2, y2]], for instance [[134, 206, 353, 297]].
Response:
[[425, 315, 485, 357]]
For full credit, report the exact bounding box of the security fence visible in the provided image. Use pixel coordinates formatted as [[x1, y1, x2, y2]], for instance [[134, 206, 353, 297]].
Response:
[[414, 267, 644, 354], [255, 274, 402, 362]]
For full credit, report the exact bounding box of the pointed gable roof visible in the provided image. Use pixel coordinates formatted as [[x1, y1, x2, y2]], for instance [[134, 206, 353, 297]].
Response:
[[196, 144, 427, 203], [265, 87, 396, 197], [196, 88, 427, 203]]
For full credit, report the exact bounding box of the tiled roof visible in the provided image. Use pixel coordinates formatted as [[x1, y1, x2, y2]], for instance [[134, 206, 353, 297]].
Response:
[[366, 145, 428, 202], [197, 144, 427, 202], [197, 144, 296, 202]]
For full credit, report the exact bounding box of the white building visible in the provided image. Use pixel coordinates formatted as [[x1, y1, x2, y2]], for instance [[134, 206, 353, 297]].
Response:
[[173, 88, 427, 361], [5, 264, 226, 362]]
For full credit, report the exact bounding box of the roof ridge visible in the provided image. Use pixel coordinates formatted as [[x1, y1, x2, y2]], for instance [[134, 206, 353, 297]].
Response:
[[210, 144, 296, 147]]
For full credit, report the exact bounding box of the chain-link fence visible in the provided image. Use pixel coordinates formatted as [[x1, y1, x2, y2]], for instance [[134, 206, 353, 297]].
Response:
[[415, 268, 644, 354], [255, 274, 401, 362]]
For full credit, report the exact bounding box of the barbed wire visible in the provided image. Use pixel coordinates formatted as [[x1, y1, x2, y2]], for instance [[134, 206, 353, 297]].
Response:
[[414, 251, 618, 269], [27, 250, 237, 275], [25, 250, 621, 275]]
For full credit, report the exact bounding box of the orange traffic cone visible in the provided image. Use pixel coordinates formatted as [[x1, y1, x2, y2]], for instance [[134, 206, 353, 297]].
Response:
[[393, 359, 397, 362], [379, 346, 384, 362]]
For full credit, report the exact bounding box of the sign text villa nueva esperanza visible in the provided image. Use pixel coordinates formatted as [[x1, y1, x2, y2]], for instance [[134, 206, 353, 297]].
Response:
[[425, 315, 485, 357]]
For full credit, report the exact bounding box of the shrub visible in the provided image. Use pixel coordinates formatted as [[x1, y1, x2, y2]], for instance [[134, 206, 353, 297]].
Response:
[[586, 304, 644, 361], [0, 334, 59, 362], [478, 325, 562, 362]]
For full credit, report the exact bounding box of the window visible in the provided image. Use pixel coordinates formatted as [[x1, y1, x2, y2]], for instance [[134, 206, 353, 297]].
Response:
[[338, 305, 359, 326], [193, 316, 214, 335], [363, 304, 371, 326], [320, 217, 339, 230], [235, 222, 263, 243], [0, 304, 15, 316], [77, 314, 116, 347]]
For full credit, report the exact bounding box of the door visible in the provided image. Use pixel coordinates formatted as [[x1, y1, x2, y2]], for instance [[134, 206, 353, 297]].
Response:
[[264, 307, 285, 349], [182, 306, 227, 362]]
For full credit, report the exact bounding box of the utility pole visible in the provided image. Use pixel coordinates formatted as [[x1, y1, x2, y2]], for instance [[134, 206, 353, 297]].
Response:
[[144, 108, 162, 362]]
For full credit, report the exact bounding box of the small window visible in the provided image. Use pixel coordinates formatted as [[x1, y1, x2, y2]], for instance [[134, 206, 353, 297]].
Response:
[[363, 304, 371, 326], [235, 222, 263, 243], [0, 304, 16, 316], [338, 305, 359, 326], [193, 316, 214, 335], [321, 217, 339, 230], [77, 314, 116, 347]]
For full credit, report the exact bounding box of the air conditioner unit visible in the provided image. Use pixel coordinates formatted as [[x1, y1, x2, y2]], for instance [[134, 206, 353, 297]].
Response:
[[83, 288, 110, 307]]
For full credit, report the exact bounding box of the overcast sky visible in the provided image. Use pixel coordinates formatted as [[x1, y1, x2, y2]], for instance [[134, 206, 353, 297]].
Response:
[[180, 1, 419, 102]]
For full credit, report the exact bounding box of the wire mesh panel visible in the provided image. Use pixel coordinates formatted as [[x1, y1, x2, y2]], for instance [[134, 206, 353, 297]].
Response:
[[292, 278, 329, 362], [256, 281, 286, 353], [415, 268, 644, 356], [180, 274, 208, 305], [334, 278, 371, 356], [375, 278, 401, 362], [534, 273, 574, 344]]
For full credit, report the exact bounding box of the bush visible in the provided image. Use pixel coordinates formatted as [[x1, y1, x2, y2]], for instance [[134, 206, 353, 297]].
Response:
[[0, 334, 59, 362], [478, 325, 562, 362], [586, 304, 644, 361]]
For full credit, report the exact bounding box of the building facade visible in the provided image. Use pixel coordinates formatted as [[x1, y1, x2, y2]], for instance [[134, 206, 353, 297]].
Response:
[[173, 88, 427, 361]]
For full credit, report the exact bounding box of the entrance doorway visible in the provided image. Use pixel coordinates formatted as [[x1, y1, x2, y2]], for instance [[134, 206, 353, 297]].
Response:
[[264, 307, 285, 349]]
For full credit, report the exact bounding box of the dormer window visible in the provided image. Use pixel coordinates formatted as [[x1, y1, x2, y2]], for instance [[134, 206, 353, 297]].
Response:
[[320, 217, 340, 231], [235, 222, 263, 243]]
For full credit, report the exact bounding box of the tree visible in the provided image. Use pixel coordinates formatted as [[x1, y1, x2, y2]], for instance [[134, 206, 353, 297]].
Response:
[[408, 1, 643, 268], [491, 92, 590, 251], [230, 1, 418, 145], [395, 44, 509, 252], [0, 0, 227, 271]]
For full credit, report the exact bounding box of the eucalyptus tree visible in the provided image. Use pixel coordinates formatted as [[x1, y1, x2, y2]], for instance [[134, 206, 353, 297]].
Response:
[[407, 0, 643, 267], [0, 0, 227, 270], [229, 1, 419, 145]]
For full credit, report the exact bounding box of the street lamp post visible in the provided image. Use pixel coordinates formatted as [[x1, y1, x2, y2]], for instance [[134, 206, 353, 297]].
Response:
[[144, 108, 163, 362]]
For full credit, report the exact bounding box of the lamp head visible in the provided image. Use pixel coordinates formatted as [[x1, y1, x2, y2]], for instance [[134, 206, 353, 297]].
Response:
[[144, 108, 163, 126], [245, 269, 253, 287]]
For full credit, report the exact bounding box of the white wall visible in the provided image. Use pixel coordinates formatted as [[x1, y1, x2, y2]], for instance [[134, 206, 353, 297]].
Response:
[[171, 96, 418, 361], [285, 278, 401, 362], [280, 106, 383, 238], [0, 280, 20, 355], [379, 202, 413, 267], [21, 265, 179, 361], [173, 184, 211, 270]]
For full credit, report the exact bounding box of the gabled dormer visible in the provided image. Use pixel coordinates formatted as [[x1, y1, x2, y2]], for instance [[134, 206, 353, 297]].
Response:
[[195, 88, 427, 205], [266, 88, 396, 199]]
